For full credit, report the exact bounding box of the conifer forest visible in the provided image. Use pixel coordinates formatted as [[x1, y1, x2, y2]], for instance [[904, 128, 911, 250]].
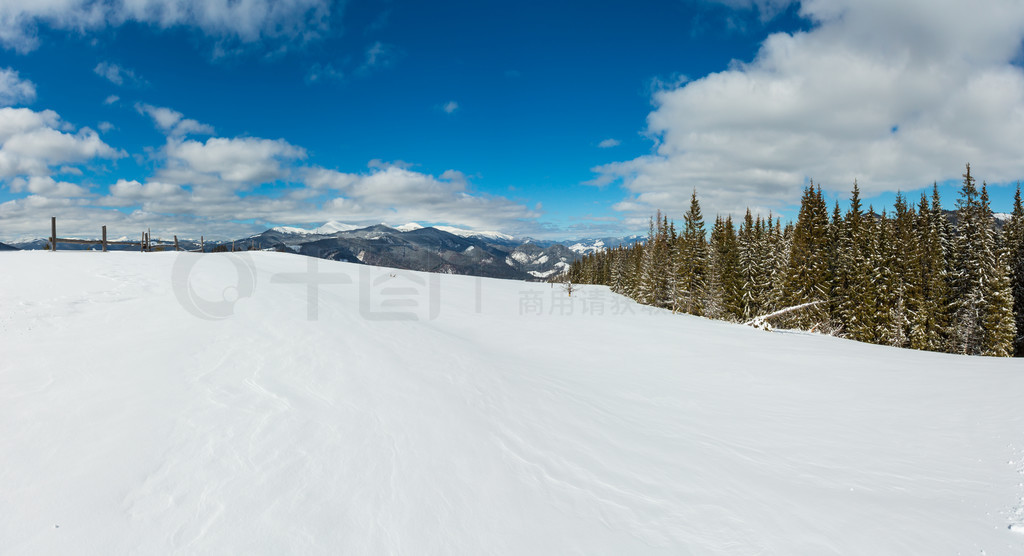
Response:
[[567, 164, 1024, 357]]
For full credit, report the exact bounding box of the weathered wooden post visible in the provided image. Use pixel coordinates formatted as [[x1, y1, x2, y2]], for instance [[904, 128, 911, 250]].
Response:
[[102, 225, 107, 252], [200, 236, 204, 252], [174, 235, 179, 251], [50, 216, 57, 252], [141, 232, 145, 252]]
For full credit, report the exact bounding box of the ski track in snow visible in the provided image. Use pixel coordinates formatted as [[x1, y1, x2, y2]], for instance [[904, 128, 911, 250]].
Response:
[[1, 251, 1024, 554]]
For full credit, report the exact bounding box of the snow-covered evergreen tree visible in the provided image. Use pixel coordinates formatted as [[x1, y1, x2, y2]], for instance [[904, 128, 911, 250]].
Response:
[[673, 191, 708, 315], [909, 187, 952, 352], [782, 183, 831, 329], [950, 166, 1014, 356], [1003, 184, 1024, 356]]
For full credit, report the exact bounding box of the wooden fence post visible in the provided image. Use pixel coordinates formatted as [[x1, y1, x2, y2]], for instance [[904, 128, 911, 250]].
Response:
[[50, 216, 56, 252], [174, 235, 179, 251], [102, 225, 107, 252], [200, 236, 204, 252]]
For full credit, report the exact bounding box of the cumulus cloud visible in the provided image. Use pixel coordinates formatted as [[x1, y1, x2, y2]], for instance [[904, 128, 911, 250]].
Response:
[[101, 178, 186, 206], [158, 136, 306, 187], [597, 138, 620, 148], [103, 95, 119, 105], [0, 67, 35, 106], [594, 0, 1024, 221], [0, 122, 539, 239], [442, 101, 458, 114], [299, 163, 539, 230], [0, 0, 335, 53], [0, 107, 121, 178], [136, 103, 215, 136], [9, 175, 89, 196]]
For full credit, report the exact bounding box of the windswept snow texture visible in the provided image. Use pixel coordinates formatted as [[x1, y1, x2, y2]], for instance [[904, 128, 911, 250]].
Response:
[[2, 251, 1024, 554]]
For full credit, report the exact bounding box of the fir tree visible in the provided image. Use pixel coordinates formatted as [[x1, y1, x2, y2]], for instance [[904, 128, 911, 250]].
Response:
[[739, 210, 771, 318], [951, 165, 987, 354], [979, 183, 1016, 356], [950, 166, 1014, 356], [673, 191, 708, 315], [909, 187, 952, 352], [782, 183, 831, 329], [1003, 184, 1024, 356]]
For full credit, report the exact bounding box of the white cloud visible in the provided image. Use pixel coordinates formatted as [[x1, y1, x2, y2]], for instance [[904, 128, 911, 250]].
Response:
[[136, 103, 215, 137], [443, 101, 458, 114], [97, 121, 114, 133], [0, 67, 35, 106], [101, 178, 186, 206], [0, 112, 540, 239], [306, 62, 343, 84], [710, 0, 797, 21], [597, 138, 620, 148], [299, 163, 538, 230], [159, 136, 306, 187], [0, 0, 335, 53], [9, 175, 89, 196], [0, 107, 121, 178], [103, 95, 119, 105], [0, 156, 543, 240], [595, 0, 1024, 221], [93, 62, 142, 87], [357, 41, 397, 74]]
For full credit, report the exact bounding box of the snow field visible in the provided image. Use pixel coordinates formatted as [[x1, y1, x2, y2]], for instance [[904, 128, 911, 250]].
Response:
[[1, 251, 1023, 554]]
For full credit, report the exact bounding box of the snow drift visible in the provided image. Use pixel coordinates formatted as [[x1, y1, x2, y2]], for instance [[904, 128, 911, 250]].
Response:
[[1, 251, 1023, 554]]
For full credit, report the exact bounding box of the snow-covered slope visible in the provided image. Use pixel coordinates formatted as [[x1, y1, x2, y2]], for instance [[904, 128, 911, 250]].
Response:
[[314, 221, 361, 234], [434, 225, 515, 242], [2, 251, 1023, 554], [267, 221, 362, 236], [269, 225, 316, 235]]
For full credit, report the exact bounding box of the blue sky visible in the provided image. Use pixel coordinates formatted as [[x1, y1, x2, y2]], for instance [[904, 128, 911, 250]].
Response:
[[0, 0, 1023, 242]]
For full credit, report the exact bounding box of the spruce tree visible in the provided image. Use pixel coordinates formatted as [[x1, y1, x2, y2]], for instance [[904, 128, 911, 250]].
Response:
[[720, 216, 744, 319], [1003, 184, 1024, 356], [909, 188, 951, 351], [949, 165, 1014, 356], [673, 191, 708, 315], [782, 183, 831, 329], [979, 183, 1016, 356], [951, 165, 986, 354]]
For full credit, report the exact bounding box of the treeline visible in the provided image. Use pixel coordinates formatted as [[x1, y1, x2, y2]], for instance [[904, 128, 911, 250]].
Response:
[[568, 164, 1024, 357]]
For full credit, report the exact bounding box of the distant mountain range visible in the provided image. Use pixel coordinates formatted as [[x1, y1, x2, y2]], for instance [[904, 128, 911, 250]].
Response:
[[242, 223, 642, 280], [8, 210, 1016, 277], [6, 221, 642, 281]]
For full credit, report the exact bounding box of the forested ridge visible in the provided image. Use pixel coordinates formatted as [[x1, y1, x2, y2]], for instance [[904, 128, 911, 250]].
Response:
[[567, 164, 1024, 357]]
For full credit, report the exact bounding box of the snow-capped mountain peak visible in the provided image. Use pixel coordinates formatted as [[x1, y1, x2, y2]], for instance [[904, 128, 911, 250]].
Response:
[[396, 222, 425, 232], [315, 221, 361, 234], [434, 225, 515, 242], [270, 226, 316, 235], [568, 239, 605, 255]]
